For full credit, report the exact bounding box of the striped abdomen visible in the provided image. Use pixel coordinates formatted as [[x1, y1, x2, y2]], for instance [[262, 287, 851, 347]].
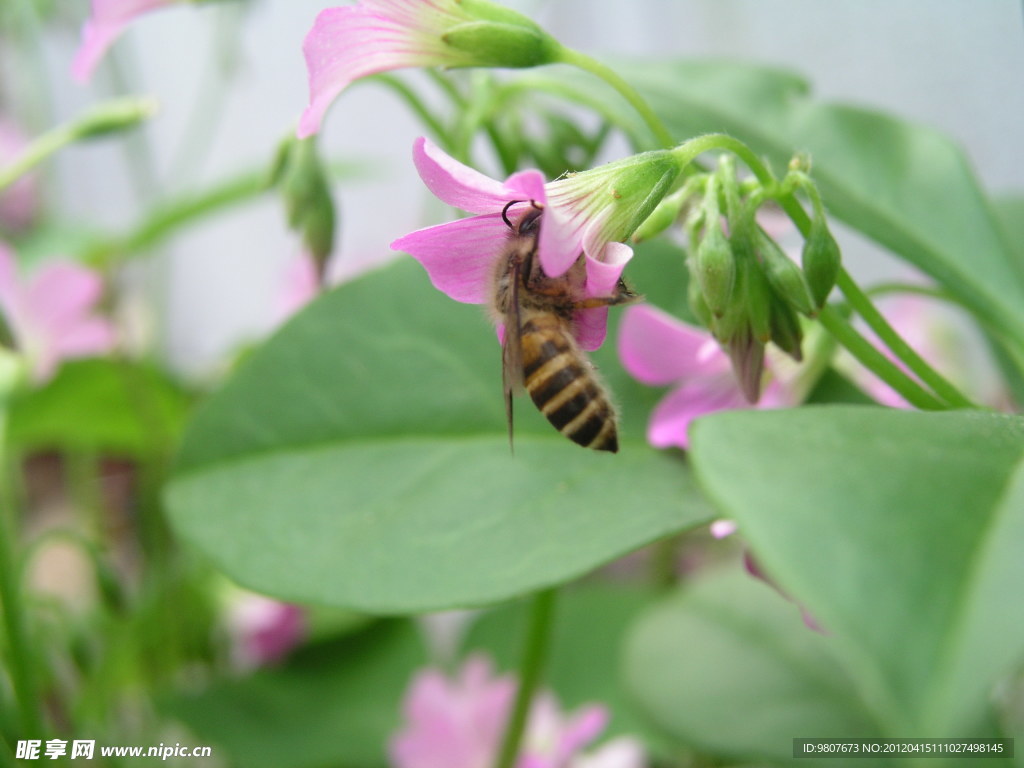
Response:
[[520, 312, 619, 452]]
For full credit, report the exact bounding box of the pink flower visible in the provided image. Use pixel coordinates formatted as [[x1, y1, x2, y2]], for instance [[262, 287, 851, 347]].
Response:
[[226, 592, 307, 670], [390, 654, 637, 768], [298, 0, 559, 138], [391, 138, 681, 351], [0, 118, 39, 232], [843, 293, 976, 409], [618, 304, 795, 450], [274, 252, 321, 324], [72, 0, 183, 83], [0, 244, 116, 382]]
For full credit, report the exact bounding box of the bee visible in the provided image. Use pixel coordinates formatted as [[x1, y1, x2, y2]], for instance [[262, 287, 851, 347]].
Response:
[[493, 200, 637, 453]]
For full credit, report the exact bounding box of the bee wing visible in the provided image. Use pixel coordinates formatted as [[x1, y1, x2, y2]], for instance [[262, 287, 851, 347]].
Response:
[[502, 255, 525, 451]]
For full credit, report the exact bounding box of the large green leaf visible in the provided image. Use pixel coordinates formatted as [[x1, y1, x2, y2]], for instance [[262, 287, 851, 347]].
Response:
[[625, 569, 884, 766], [166, 260, 709, 614], [162, 619, 426, 768], [5, 359, 190, 457], [560, 60, 1024, 353], [688, 406, 1024, 735]]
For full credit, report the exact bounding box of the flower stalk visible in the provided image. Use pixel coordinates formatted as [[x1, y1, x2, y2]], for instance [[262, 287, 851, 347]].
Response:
[[0, 97, 157, 193], [493, 587, 558, 768]]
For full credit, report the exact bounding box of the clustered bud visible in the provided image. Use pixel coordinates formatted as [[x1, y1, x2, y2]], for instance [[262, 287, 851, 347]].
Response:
[[651, 154, 842, 402]]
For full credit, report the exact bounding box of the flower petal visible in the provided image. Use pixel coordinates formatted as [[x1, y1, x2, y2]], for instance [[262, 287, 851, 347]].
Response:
[[0, 242, 19, 318], [391, 214, 506, 304], [572, 243, 632, 352], [618, 304, 730, 386], [412, 137, 534, 214], [23, 263, 106, 337], [72, 0, 175, 83], [648, 379, 750, 450], [50, 317, 116, 360], [569, 737, 647, 768]]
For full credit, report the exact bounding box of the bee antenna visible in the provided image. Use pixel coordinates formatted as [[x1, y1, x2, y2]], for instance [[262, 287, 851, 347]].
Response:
[[501, 200, 524, 230]]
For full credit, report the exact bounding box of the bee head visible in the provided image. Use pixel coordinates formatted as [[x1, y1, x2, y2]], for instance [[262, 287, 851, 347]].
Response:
[[502, 200, 543, 236]]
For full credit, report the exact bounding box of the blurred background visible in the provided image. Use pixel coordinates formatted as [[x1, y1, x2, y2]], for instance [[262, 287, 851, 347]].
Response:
[[4, 0, 1021, 378]]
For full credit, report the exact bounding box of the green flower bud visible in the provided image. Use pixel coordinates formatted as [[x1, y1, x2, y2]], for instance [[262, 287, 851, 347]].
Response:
[[687, 270, 712, 328], [442, 21, 559, 67], [802, 217, 841, 309], [758, 232, 814, 316], [75, 96, 158, 140], [693, 224, 735, 318], [726, 324, 766, 404], [273, 136, 336, 271], [769, 298, 804, 362], [633, 188, 687, 243], [743, 257, 773, 345]]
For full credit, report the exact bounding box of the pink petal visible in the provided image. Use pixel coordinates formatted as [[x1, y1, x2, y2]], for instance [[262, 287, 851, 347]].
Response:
[[50, 317, 116, 360], [23, 263, 106, 337], [572, 243, 632, 352], [0, 242, 19, 316], [555, 705, 608, 762], [618, 304, 730, 386], [275, 252, 320, 323], [391, 214, 506, 304], [647, 379, 750, 450], [412, 137, 544, 214], [710, 519, 738, 539], [537, 201, 587, 278], [72, 0, 175, 83], [0, 119, 39, 231]]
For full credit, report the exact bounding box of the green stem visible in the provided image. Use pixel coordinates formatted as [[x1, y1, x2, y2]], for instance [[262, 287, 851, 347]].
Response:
[[817, 306, 945, 410], [0, 445, 43, 736], [0, 98, 157, 192], [371, 74, 450, 148], [494, 588, 558, 768], [557, 47, 675, 149], [836, 269, 977, 409]]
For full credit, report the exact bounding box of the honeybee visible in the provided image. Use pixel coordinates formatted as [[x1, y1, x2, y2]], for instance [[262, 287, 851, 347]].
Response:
[[493, 200, 637, 452]]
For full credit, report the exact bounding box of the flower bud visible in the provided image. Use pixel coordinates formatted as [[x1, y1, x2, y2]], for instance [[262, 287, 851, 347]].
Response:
[[633, 189, 686, 243], [687, 271, 712, 328], [272, 136, 336, 273], [743, 257, 773, 345], [758, 233, 814, 316], [802, 217, 841, 309], [442, 21, 558, 67], [726, 324, 766, 404], [693, 224, 735, 318], [769, 299, 804, 362], [74, 96, 159, 140]]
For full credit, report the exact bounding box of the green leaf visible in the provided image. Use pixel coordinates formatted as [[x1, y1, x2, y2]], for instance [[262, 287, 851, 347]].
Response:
[[5, 359, 190, 456], [625, 569, 883, 766], [162, 619, 426, 768], [689, 406, 1024, 735], [166, 260, 710, 614], [614, 60, 1024, 352], [463, 584, 667, 750]]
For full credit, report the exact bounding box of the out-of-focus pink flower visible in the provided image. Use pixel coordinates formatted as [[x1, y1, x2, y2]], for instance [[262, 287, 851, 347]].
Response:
[[391, 138, 686, 351], [298, 0, 558, 138], [0, 118, 40, 232], [390, 654, 640, 768], [0, 244, 116, 382], [274, 252, 321, 324], [709, 519, 737, 539], [226, 591, 307, 670], [844, 294, 976, 409], [618, 304, 795, 450], [72, 0, 183, 83]]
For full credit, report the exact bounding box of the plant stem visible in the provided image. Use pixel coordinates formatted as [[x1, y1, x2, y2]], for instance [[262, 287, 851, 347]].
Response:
[[557, 48, 675, 149], [0, 98, 157, 192], [817, 306, 945, 410], [0, 434, 43, 736], [371, 74, 450, 148], [835, 269, 977, 408], [494, 588, 558, 768]]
